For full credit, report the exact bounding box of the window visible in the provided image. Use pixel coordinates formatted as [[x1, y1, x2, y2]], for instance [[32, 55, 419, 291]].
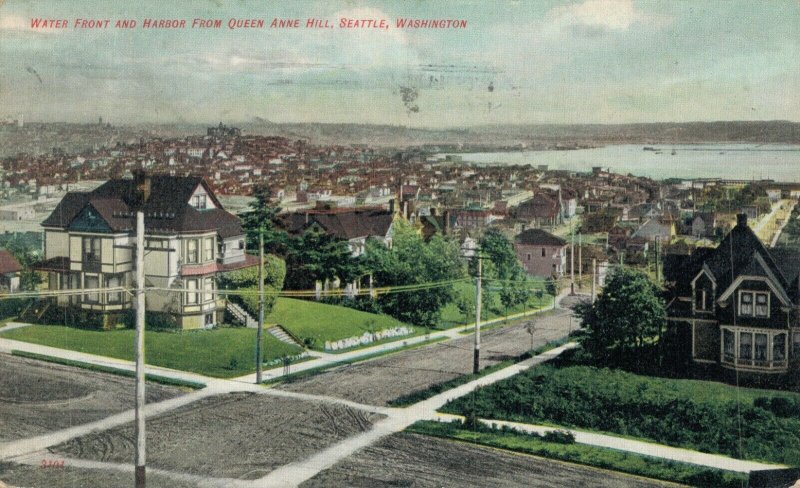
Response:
[[526, 253, 531, 261], [541, 248, 546, 257], [755, 333, 768, 362], [205, 313, 214, 326], [739, 332, 752, 360], [191, 194, 207, 209], [723, 329, 735, 361], [740, 292, 753, 316], [106, 275, 121, 303], [773, 333, 786, 362], [82, 237, 101, 262], [696, 287, 712, 311], [186, 279, 198, 304], [204, 237, 214, 262], [793, 331, 800, 358], [203, 278, 213, 303], [739, 291, 769, 317], [238, 240, 245, 250], [186, 239, 199, 264], [85, 275, 99, 303], [755, 293, 769, 317]]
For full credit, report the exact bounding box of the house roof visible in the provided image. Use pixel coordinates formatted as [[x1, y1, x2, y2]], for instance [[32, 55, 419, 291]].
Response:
[[281, 208, 394, 241], [0, 250, 22, 274], [665, 215, 800, 302], [42, 175, 243, 238], [515, 229, 567, 247]]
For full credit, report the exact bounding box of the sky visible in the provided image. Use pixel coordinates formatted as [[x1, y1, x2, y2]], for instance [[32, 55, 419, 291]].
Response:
[[0, 0, 799, 127]]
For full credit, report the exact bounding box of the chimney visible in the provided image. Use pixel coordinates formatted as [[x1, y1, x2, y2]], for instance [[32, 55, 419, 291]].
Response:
[[132, 169, 151, 206], [736, 213, 748, 228]]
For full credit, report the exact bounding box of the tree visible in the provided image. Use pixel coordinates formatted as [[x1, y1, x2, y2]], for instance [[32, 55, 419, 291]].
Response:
[[240, 185, 288, 253], [477, 229, 530, 313], [217, 254, 286, 317], [283, 227, 359, 290], [364, 221, 466, 326], [575, 266, 666, 366]]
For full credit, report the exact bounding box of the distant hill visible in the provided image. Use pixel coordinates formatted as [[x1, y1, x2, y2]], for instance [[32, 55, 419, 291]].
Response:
[[2, 120, 799, 156]]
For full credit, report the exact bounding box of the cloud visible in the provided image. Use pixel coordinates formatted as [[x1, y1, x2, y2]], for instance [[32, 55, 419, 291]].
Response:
[[546, 0, 651, 33]]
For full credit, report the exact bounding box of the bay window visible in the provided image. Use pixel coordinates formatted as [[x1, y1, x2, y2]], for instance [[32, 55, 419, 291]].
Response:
[[85, 275, 99, 303], [721, 327, 789, 370]]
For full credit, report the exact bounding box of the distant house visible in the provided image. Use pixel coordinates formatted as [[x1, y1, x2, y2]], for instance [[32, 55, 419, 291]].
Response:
[[665, 214, 800, 382], [516, 193, 561, 227], [691, 212, 717, 239], [281, 206, 395, 257], [514, 229, 567, 278], [0, 250, 22, 293], [632, 218, 675, 243], [39, 173, 255, 329]]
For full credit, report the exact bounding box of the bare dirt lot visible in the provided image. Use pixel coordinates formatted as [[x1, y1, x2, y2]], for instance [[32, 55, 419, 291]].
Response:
[[0, 354, 185, 442], [51, 392, 385, 480], [280, 304, 579, 406], [0, 462, 198, 488], [300, 432, 675, 488]]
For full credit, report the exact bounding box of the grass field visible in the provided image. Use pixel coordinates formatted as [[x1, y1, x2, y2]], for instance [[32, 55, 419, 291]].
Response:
[[444, 364, 800, 466], [265, 297, 415, 348], [0, 326, 302, 378], [439, 281, 553, 329]]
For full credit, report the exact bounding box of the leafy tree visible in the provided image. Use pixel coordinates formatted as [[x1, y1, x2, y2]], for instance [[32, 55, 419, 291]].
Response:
[[1, 235, 42, 291], [240, 185, 288, 253], [477, 229, 530, 313], [283, 227, 359, 290], [575, 266, 666, 366], [218, 254, 286, 317], [364, 221, 465, 326]]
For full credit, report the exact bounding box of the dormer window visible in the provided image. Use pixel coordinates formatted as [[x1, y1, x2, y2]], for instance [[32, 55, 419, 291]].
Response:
[[191, 194, 207, 209], [739, 291, 769, 318]]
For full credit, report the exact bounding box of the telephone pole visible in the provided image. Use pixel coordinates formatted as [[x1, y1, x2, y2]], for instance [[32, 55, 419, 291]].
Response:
[[256, 230, 264, 384], [134, 211, 146, 488], [570, 222, 575, 295], [591, 258, 597, 304], [578, 233, 582, 288], [474, 256, 482, 374]]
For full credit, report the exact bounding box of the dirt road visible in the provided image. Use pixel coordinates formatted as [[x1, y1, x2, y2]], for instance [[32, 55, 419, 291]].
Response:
[[0, 354, 185, 441], [300, 432, 675, 488], [51, 392, 385, 480], [279, 304, 579, 406]]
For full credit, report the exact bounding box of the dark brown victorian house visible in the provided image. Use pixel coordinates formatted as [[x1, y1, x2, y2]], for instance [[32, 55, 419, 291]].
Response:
[[665, 214, 800, 382]]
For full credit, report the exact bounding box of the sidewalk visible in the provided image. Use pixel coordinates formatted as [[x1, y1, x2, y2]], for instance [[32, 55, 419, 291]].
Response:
[[433, 413, 786, 474], [0, 292, 568, 388]]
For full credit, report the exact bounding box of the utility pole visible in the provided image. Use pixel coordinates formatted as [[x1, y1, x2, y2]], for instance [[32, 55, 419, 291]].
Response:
[[474, 256, 482, 374], [655, 239, 661, 282], [570, 222, 575, 295], [578, 233, 582, 288], [256, 230, 264, 384], [591, 258, 597, 304], [134, 210, 146, 488]]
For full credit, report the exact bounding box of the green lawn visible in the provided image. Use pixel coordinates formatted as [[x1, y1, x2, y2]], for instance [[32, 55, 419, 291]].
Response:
[[439, 281, 553, 329], [0, 326, 301, 378], [265, 297, 415, 348], [444, 364, 800, 466]]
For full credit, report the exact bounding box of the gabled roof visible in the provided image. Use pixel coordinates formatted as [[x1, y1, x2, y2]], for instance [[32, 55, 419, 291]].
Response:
[[281, 208, 394, 241], [665, 215, 800, 303], [0, 250, 22, 274], [42, 175, 242, 238], [515, 229, 567, 247]]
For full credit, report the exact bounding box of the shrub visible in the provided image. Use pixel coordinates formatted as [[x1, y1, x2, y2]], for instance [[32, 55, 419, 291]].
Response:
[[543, 429, 576, 444]]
